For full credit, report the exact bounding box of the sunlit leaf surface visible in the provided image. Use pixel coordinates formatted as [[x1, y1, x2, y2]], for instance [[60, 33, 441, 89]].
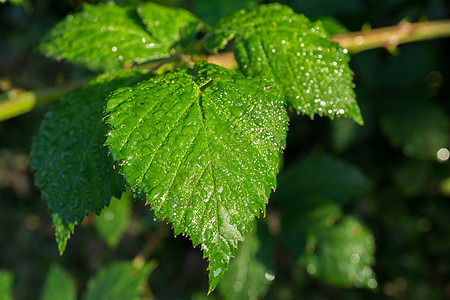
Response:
[[205, 3, 362, 124], [40, 2, 204, 71], [105, 62, 288, 291], [30, 69, 151, 253]]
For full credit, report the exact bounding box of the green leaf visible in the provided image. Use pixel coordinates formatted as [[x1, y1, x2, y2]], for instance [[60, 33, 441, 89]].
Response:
[[205, 3, 362, 124], [137, 2, 207, 50], [218, 226, 274, 300], [83, 261, 155, 300], [40, 2, 204, 71], [41, 265, 76, 300], [299, 203, 377, 289], [275, 154, 371, 207], [94, 190, 132, 248], [316, 17, 349, 35], [0, 270, 13, 300], [105, 62, 288, 292], [30, 69, 151, 253]]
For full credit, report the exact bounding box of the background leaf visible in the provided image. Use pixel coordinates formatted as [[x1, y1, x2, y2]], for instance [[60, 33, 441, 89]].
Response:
[[93, 190, 132, 248], [205, 3, 362, 124], [0, 270, 13, 300], [83, 261, 155, 300], [276, 154, 376, 288], [29, 69, 151, 253], [218, 225, 274, 300], [41, 265, 76, 300], [105, 62, 288, 292], [299, 203, 377, 289]]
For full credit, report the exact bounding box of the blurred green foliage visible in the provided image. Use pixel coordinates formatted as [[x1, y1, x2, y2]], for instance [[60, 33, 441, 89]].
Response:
[[0, 0, 449, 299], [41, 265, 76, 300]]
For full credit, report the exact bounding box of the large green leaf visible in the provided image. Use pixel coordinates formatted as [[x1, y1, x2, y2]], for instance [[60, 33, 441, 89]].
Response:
[[83, 261, 155, 300], [41, 265, 76, 300], [29, 69, 151, 253], [105, 62, 288, 292], [40, 2, 204, 71], [299, 203, 377, 289], [205, 3, 362, 124]]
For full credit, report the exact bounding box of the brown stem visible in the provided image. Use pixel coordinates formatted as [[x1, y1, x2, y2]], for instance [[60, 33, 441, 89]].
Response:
[[332, 20, 450, 53]]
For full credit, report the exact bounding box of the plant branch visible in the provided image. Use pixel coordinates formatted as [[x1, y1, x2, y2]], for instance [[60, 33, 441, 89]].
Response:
[[0, 78, 91, 121], [1, 19, 449, 121], [332, 20, 450, 53]]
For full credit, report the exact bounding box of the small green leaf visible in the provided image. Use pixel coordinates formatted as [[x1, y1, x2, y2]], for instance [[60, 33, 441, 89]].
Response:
[[218, 226, 273, 300], [0, 270, 14, 300], [318, 17, 349, 35], [53, 214, 75, 255], [83, 261, 155, 300], [30, 69, 151, 253], [205, 3, 362, 124], [299, 203, 377, 289], [276, 154, 371, 207], [94, 190, 132, 248], [40, 2, 204, 71], [105, 62, 288, 292], [41, 265, 76, 300], [137, 2, 207, 50]]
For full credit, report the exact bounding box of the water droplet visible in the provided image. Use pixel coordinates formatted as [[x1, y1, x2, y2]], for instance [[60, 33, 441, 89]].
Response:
[[265, 272, 276, 281], [368, 278, 378, 289], [232, 281, 242, 292], [213, 268, 222, 277], [351, 253, 360, 264]]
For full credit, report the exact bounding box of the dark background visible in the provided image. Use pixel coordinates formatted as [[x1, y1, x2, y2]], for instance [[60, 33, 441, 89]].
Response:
[[0, 0, 449, 299]]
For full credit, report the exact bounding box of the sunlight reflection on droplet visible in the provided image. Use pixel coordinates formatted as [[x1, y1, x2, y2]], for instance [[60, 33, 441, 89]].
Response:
[[265, 272, 275, 281], [232, 281, 243, 292], [436, 148, 449, 162], [368, 278, 378, 289], [351, 253, 360, 264], [104, 210, 115, 221]]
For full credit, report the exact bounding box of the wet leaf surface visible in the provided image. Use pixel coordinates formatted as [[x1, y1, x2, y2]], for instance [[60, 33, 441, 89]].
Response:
[[105, 62, 288, 292], [29, 69, 151, 253], [40, 2, 204, 71], [205, 3, 362, 124]]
